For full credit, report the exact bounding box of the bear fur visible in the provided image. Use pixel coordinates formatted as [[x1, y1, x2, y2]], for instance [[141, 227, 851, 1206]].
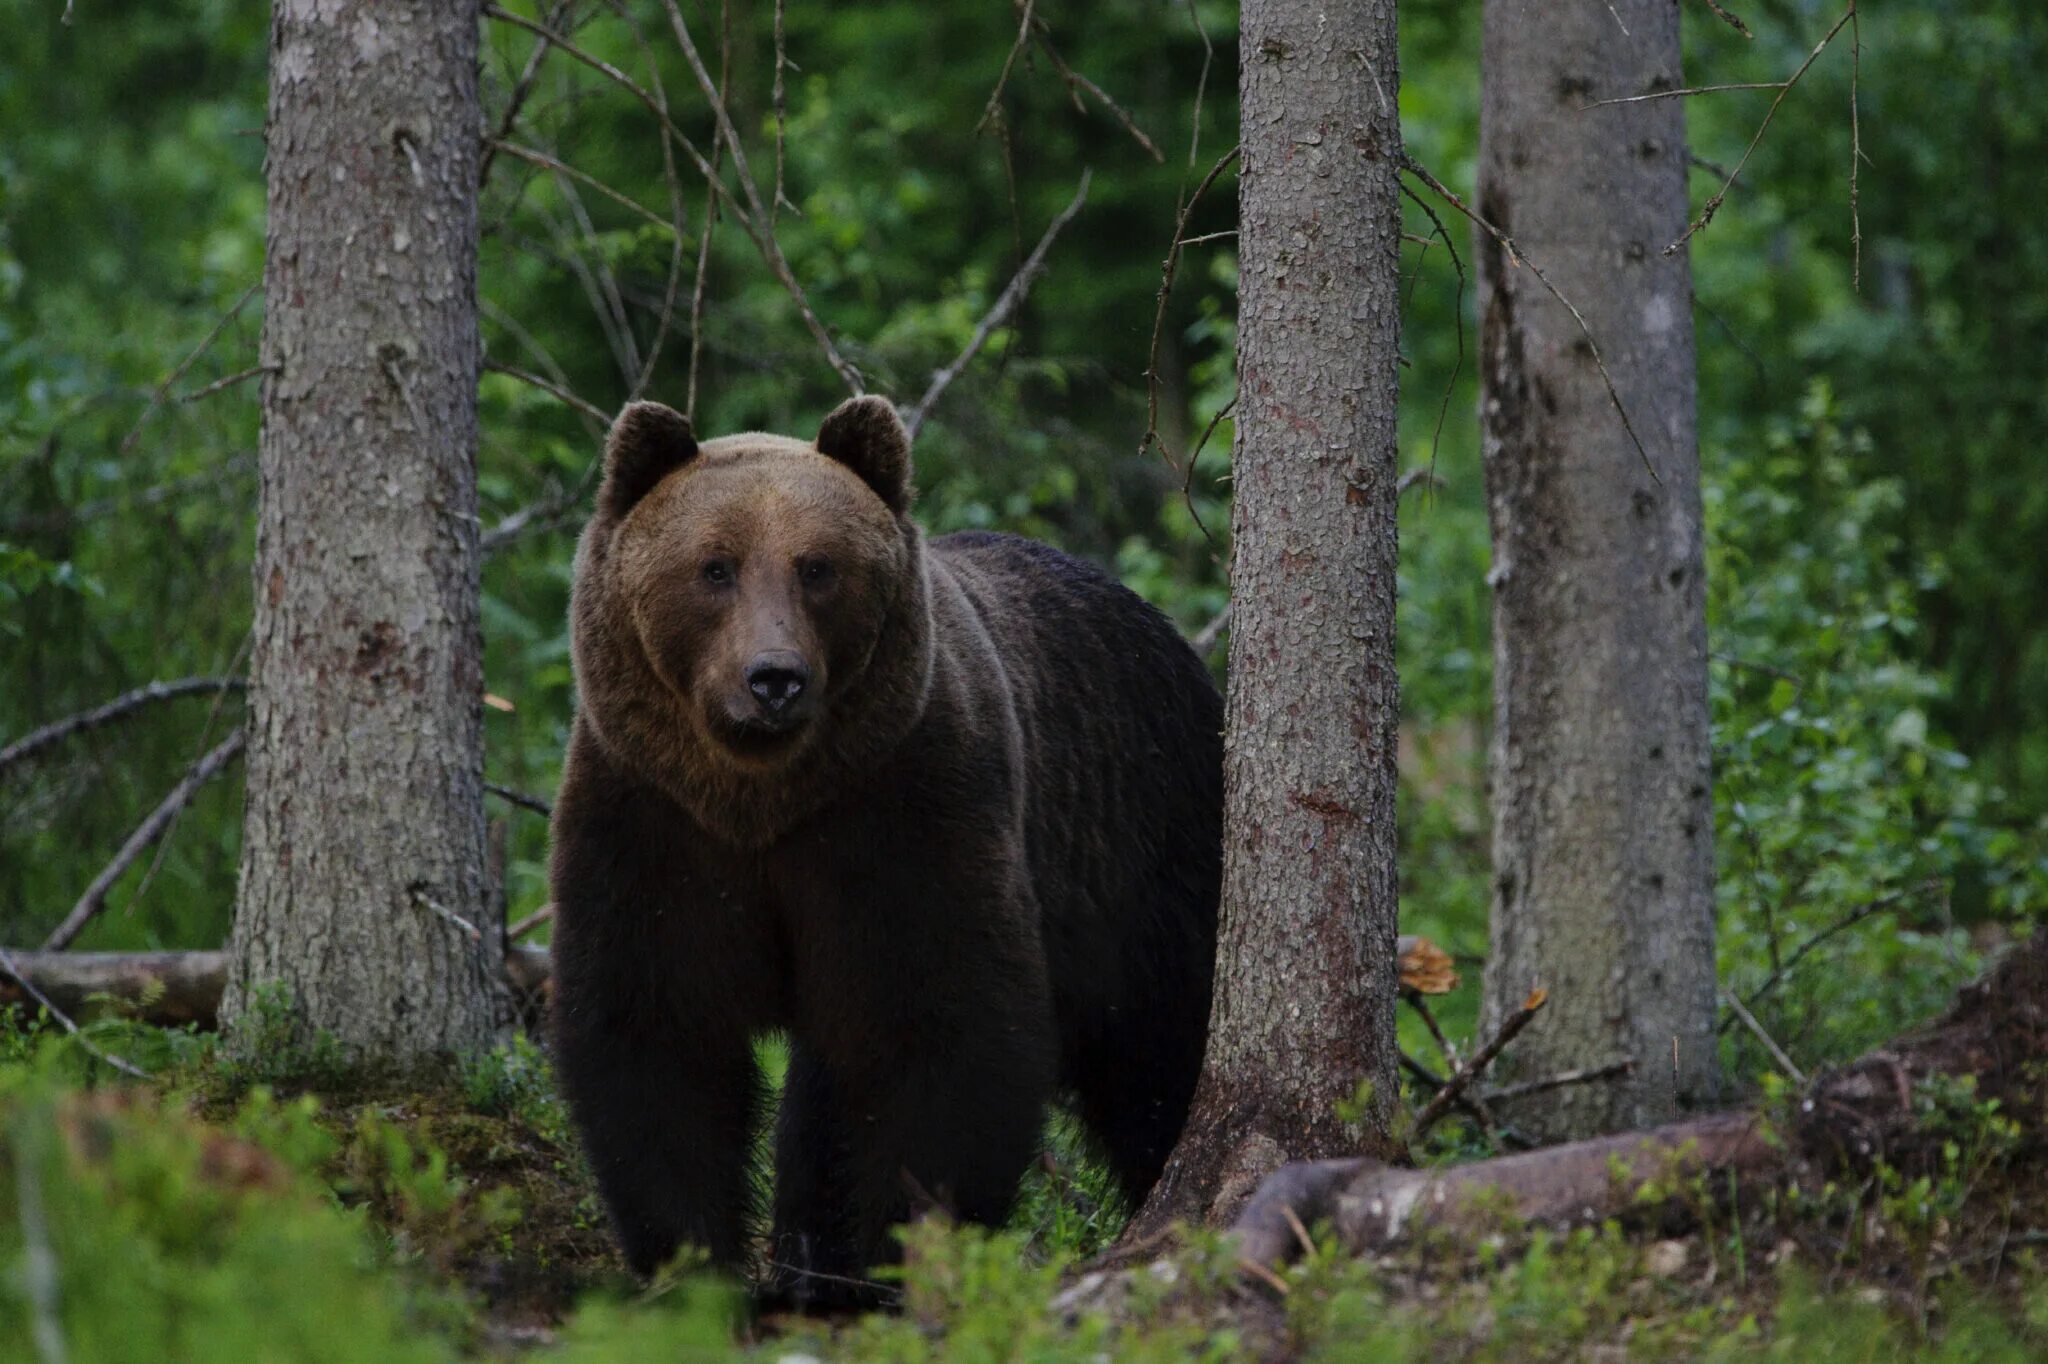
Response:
[[549, 395, 1221, 1305]]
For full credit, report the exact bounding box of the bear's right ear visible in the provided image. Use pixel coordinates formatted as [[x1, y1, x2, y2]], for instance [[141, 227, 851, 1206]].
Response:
[[600, 401, 698, 517]]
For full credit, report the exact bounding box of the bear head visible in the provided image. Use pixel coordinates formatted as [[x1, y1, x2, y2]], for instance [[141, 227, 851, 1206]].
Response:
[[570, 395, 934, 836]]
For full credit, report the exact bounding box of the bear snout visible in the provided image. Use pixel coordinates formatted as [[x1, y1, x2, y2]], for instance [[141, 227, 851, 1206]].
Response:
[[744, 651, 812, 722]]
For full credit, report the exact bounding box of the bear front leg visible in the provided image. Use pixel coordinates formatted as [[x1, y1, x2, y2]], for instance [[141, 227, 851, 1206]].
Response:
[[554, 1005, 765, 1276], [764, 1044, 877, 1312]]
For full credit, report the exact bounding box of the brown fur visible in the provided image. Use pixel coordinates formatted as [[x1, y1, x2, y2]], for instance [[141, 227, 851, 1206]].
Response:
[[550, 395, 1222, 1307]]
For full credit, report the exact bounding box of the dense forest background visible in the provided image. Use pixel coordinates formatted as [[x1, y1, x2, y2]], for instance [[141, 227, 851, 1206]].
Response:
[[5, 0, 2046, 1080]]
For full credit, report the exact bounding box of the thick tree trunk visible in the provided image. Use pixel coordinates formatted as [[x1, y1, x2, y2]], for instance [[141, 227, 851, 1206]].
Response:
[[1476, 0, 1717, 1138], [1129, 0, 1405, 1238], [223, 0, 503, 1066]]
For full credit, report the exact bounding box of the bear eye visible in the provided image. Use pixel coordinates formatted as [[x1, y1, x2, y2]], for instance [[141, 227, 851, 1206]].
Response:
[[799, 558, 836, 588], [700, 558, 735, 587]]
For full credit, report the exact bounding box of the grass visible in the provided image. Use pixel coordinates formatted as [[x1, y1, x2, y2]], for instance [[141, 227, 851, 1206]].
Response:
[[0, 1004, 2043, 1360]]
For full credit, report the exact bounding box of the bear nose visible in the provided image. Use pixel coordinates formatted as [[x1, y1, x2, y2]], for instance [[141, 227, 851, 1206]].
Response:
[[745, 653, 811, 715]]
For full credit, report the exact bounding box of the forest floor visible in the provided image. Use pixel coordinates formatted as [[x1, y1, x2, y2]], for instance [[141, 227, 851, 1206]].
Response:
[[2, 997, 2045, 1360]]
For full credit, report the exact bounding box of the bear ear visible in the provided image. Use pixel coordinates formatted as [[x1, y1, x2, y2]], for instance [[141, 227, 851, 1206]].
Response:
[[600, 401, 698, 517], [816, 395, 913, 513]]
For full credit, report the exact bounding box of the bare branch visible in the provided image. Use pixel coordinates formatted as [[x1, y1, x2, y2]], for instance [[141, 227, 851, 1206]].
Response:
[[1698, 0, 1754, 40], [480, 0, 578, 184], [0, 678, 246, 776], [1413, 988, 1548, 1134], [1721, 988, 1808, 1086], [486, 782, 554, 818], [1667, 5, 1857, 256], [178, 363, 277, 404], [1582, 82, 1786, 110], [0, 946, 149, 1080], [1399, 181, 1467, 482], [481, 356, 614, 427], [120, 280, 261, 455], [508, 905, 556, 942], [975, 0, 1035, 136], [658, 0, 864, 395], [771, 0, 797, 220], [1141, 144, 1241, 470], [42, 730, 246, 951], [1400, 152, 1656, 480], [488, 138, 681, 238], [901, 171, 1091, 441], [1025, 9, 1164, 163], [1481, 1057, 1635, 1105]]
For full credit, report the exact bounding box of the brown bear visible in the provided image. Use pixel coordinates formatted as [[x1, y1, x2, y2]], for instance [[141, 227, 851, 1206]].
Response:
[[548, 395, 1221, 1307]]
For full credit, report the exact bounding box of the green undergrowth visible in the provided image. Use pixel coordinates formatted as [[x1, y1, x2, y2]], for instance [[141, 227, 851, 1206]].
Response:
[[0, 1007, 2043, 1361]]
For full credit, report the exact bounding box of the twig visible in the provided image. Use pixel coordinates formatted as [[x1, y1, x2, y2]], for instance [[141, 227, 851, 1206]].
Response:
[[1721, 988, 1807, 1086], [1025, 13, 1163, 163], [480, 0, 576, 185], [901, 171, 1091, 441], [488, 138, 681, 238], [1413, 988, 1548, 1135], [1729, 879, 1941, 1023], [605, 0, 688, 402], [975, 0, 1035, 135], [1400, 153, 1656, 480], [1698, 0, 1754, 39], [0, 946, 149, 1080], [508, 905, 556, 942], [1667, 5, 1857, 257], [178, 364, 277, 404], [1582, 82, 1788, 109], [1482, 1058, 1635, 1105], [120, 280, 261, 455], [42, 730, 246, 951], [480, 4, 742, 226], [1141, 144, 1241, 470], [771, 0, 796, 220], [683, 0, 734, 422], [486, 782, 554, 818], [659, 0, 864, 395], [1398, 181, 1467, 482], [0, 678, 245, 775], [1179, 0, 1213, 172], [413, 888, 484, 944], [1174, 396, 1236, 546], [482, 357, 614, 427], [1189, 603, 1230, 660], [1849, 1, 1863, 290]]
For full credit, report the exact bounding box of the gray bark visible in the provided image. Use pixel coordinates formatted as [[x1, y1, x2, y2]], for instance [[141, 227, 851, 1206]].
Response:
[[1476, 0, 1717, 1137], [1132, 0, 1405, 1236], [223, 0, 503, 1066]]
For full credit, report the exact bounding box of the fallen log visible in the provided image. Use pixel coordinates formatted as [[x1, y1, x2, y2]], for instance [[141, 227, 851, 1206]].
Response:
[[0, 946, 554, 1028], [1234, 933, 2048, 1268]]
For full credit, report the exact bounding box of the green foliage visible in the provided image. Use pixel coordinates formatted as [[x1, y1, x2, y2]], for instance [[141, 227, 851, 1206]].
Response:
[[212, 981, 352, 1093]]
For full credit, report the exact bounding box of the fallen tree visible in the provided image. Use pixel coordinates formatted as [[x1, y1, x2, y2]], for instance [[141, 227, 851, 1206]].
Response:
[[1231, 933, 2047, 1268], [0, 946, 554, 1027]]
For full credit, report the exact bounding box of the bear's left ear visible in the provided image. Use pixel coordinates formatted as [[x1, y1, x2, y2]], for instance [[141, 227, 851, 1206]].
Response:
[[816, 395, 913, 514], [600, 401, 698, 518]]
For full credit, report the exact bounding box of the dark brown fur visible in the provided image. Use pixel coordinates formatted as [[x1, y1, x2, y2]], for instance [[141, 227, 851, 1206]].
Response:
[[549, 396, 1221, 1307]]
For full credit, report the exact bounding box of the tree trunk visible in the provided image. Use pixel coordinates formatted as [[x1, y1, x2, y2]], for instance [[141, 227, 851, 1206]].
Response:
[[1128, 0, 1405, 1238], [1476, 0, 1716, 1138], [223, 0, 503, 1067]]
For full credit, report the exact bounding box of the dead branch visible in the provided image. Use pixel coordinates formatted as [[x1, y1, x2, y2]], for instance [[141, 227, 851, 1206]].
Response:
[[42, 730, 246, 951], [480, 0, 577, 185], [508, 905, 556, 942], [1481, 1058, 1634, 1106], [1024, 8, 1163, 163], [480, 4, 740, 225], [0, 678, 245, 776], [1189, 603, 1230, 660], [1722, 988, 1808, 1085], [487, 139, 681, 238], [1399, 152, 1655, 480], [771, 0, 796, 220], [1398, 181, 1467, 478], [1141, 144, 1241, 470], [1231, 935, 2048, 1271], [1412, 987, 1547, 1135], [975, 0, 1036, 135], [481, 357, 614, 428], [1667, 4, 1857, 257], [658, 0, 864, 396], [0, 947, 149, 1079], [486, 782, 554, 818], [119, 280, 262, 455], [178, 364, 277, 404], [901, 171, 1091, 441], [1725, 878, 1942, 1027], [1698, 0, 1754, 39], [0, 946, 553, 1030]]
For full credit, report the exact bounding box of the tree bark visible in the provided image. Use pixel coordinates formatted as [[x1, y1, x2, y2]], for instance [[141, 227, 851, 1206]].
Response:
[[1128, 0, 1405, 1239], [1476, 0, 1717, 1138], [223, 0, 503, 1066]]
